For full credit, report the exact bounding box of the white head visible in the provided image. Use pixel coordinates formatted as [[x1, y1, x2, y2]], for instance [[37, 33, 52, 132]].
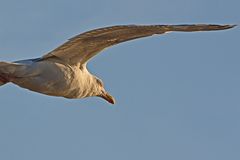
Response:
[[92, 77, 115, 104]]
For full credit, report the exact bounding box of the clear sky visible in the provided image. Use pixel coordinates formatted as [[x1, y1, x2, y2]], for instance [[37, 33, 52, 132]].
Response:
[[0, 0, 239, 160]]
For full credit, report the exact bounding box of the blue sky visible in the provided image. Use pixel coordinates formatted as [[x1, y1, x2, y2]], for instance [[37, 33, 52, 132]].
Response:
[[0, 0, 239, 160]]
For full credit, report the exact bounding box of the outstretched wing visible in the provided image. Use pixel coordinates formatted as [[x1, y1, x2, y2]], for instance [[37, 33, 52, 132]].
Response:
[[42, 24, 235, 65]]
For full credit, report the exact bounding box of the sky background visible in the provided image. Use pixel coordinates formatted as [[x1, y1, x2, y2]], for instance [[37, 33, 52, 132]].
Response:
[[0, 0, 239, 160]]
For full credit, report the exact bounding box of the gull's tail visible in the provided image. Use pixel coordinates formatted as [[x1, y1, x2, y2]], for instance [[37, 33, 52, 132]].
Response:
[[164, 24, 236, 32], [0, 61, 22, 86], [0, 80, 7, 86], [0, 62, 11, 86]]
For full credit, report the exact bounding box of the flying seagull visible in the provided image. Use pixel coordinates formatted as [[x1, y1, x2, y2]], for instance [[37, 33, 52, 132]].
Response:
[[0, 24, 236, 104]]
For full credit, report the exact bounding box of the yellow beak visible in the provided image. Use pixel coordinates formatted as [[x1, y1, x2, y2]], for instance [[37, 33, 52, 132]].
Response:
[[100, 92, 115, 104]]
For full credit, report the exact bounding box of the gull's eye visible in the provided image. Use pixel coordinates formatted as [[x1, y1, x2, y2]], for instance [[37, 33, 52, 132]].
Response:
[[96, 79, 104, 87]]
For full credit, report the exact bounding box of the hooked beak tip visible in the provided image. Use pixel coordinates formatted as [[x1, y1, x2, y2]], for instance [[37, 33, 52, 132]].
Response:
[[99, 92, 116, 104]]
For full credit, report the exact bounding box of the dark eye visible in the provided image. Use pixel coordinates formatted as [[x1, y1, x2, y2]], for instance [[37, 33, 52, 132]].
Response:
[[96, 79, 103, 87]]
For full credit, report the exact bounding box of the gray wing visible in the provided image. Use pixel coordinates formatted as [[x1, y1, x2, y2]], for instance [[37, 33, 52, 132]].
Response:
[[42, 24, 235, 65]]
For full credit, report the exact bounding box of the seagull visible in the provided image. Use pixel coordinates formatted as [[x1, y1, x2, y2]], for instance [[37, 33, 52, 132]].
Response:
[[0, 24, 236, 104]]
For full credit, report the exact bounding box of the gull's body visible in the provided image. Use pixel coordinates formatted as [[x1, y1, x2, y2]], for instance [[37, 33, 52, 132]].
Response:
[[0, 24, 236, 104], [2, 58, 97, 99]]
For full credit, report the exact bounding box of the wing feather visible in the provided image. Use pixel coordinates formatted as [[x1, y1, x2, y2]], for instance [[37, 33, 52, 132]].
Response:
[[42, 24, 235, 65]]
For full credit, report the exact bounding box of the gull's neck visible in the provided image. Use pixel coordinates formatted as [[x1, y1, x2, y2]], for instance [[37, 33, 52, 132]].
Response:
[[74, 64, 100, 98]]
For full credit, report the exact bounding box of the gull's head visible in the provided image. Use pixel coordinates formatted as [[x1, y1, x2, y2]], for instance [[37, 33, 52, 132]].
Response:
[[94, 78, 115, 104]]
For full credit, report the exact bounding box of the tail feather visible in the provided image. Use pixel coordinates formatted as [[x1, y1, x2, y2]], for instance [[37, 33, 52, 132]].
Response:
[[0, 62, 9, 86], [0, 61, 21, 86], [0, 82, 6, 86], [0, 77, 8, 86]]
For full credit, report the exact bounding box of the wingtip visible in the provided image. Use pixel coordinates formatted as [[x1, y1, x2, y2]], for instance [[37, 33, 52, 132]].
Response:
[[225, 24, 237, 29]]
